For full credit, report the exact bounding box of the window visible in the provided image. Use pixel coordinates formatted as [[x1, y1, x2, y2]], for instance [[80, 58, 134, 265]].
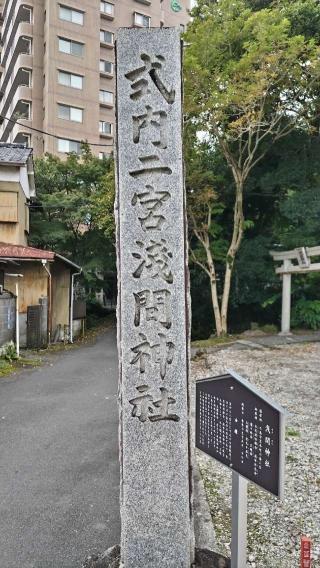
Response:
[[100, 29, 114, 44], [134, 12, 151, 27], [58, 138, 81, 153], [59, 5, 84, 25], [0, 192, 18, 223], [99, 89, 113, 105], [180, 24, 185, 32], [58, 37, 84, 57], [99, 121, 112, 135], [58, 70, 83, 89], [58, 103, 83, 122], [100, 1, 114, 16], [99, 152, 108, 159], [100, 60, 113, 75]]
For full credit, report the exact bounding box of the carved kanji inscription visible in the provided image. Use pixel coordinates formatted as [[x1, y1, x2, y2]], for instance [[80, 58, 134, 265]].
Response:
[[132, 185, 170, 231], [130, 332, 175, 379], [133, 105, 168, 149], [129, 155, 172, 178], [129, 385, 180, 422], [125, 54, 176, 104], [132, 239, 173, 284], [116, 29, 192, 567], [134, 289, 171, 329]]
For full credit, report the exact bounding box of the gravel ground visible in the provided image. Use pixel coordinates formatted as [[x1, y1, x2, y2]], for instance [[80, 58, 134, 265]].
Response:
[[192, 342, 320, 568]]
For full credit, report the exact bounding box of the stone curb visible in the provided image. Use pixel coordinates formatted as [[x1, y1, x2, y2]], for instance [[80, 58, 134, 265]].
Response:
[[194, 463, 215, 552]]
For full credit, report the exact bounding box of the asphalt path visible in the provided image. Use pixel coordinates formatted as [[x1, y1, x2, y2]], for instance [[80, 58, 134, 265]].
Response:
[[0, 329, 120, 568]]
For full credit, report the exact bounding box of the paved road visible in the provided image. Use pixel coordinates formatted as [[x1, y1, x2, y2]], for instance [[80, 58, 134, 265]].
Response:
[[0, 329, 120, 568]]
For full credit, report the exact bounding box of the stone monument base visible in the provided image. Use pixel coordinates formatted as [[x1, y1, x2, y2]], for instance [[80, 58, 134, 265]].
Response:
[[195, 548, 230, 567], [82, 545, 120, 568], [82, 546, 230, 568]]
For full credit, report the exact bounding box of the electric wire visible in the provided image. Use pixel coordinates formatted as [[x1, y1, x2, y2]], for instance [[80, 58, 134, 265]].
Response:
[[0, 114, 115, 147]]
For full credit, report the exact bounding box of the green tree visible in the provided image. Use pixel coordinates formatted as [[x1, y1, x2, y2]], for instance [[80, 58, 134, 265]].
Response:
[[231, 129, 320, 329], [184, 0, 320, 335], [30, 145, 115, 294]]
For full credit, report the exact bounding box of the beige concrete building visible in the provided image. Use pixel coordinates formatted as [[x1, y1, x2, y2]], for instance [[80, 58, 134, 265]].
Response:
[[0, 0, 190, 157]]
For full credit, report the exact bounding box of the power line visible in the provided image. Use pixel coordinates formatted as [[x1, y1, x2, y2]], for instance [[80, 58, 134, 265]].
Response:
[[0, 114, 115, 148], [26, 194, 287, 209]]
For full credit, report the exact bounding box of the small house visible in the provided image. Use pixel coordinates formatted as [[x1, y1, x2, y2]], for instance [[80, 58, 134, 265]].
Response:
[[0, 143, 84, 350]]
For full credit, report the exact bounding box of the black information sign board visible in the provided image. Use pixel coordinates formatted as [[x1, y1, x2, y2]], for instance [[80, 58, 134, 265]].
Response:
[[196, 371, 286, 498]]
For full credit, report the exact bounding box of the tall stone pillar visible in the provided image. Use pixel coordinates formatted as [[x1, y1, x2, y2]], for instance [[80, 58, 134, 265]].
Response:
[[115, 28, 193, 568], [281, 260, 292, 335]]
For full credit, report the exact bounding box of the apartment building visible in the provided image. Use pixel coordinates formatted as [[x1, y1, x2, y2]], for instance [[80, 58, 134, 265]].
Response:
[[0, 0, 190, 158]]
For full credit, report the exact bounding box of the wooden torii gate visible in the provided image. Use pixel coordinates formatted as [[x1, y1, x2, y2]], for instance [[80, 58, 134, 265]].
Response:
[[270, 246, 320, 334]]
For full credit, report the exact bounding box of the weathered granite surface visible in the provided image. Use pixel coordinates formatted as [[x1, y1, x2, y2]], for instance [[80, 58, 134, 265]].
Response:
[[116, 28, 193, 567], [82, 546, 230, 568]]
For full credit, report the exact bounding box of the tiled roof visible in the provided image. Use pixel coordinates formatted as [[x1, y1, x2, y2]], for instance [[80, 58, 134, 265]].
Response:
[[0, 243, 81, 271], [0, 243, 54, 260], [0, 143, 32, 165]]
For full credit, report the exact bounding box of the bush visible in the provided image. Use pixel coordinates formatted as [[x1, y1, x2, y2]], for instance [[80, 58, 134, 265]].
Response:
[[291, 299, 320, 330], [261, 324, 278, 334], [0, 342, 18, 362]]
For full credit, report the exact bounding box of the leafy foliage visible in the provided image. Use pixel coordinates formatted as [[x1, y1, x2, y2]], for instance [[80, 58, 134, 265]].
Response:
[[184, 0, 320, 146], [30, 145, 116, 294], [278, 188, 320, 249], [292, 299, 320, 330], [184, 0, 320, 335], [1, 342, 18, 362]]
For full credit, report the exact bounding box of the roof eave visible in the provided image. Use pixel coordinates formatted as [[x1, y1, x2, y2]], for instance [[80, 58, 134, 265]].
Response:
[[55, 253, 82, 272]]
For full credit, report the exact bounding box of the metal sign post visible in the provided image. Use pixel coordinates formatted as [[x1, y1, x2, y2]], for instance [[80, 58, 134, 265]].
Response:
[[196, 370, 287, 567], [5, 273, 23, 357], [231, 472, 247, 568]]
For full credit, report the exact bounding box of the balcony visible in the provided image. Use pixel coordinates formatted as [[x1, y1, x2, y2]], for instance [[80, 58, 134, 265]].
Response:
[[0, 49, 32, 100], [0, 67, 31, 118], [11, 119, 33, 148], [0, 94, 31, 142], [2, 15, 32, 68], [1, 1, 32, 49], [13, 130, 30, 146], [1, 0, 16, 32]]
